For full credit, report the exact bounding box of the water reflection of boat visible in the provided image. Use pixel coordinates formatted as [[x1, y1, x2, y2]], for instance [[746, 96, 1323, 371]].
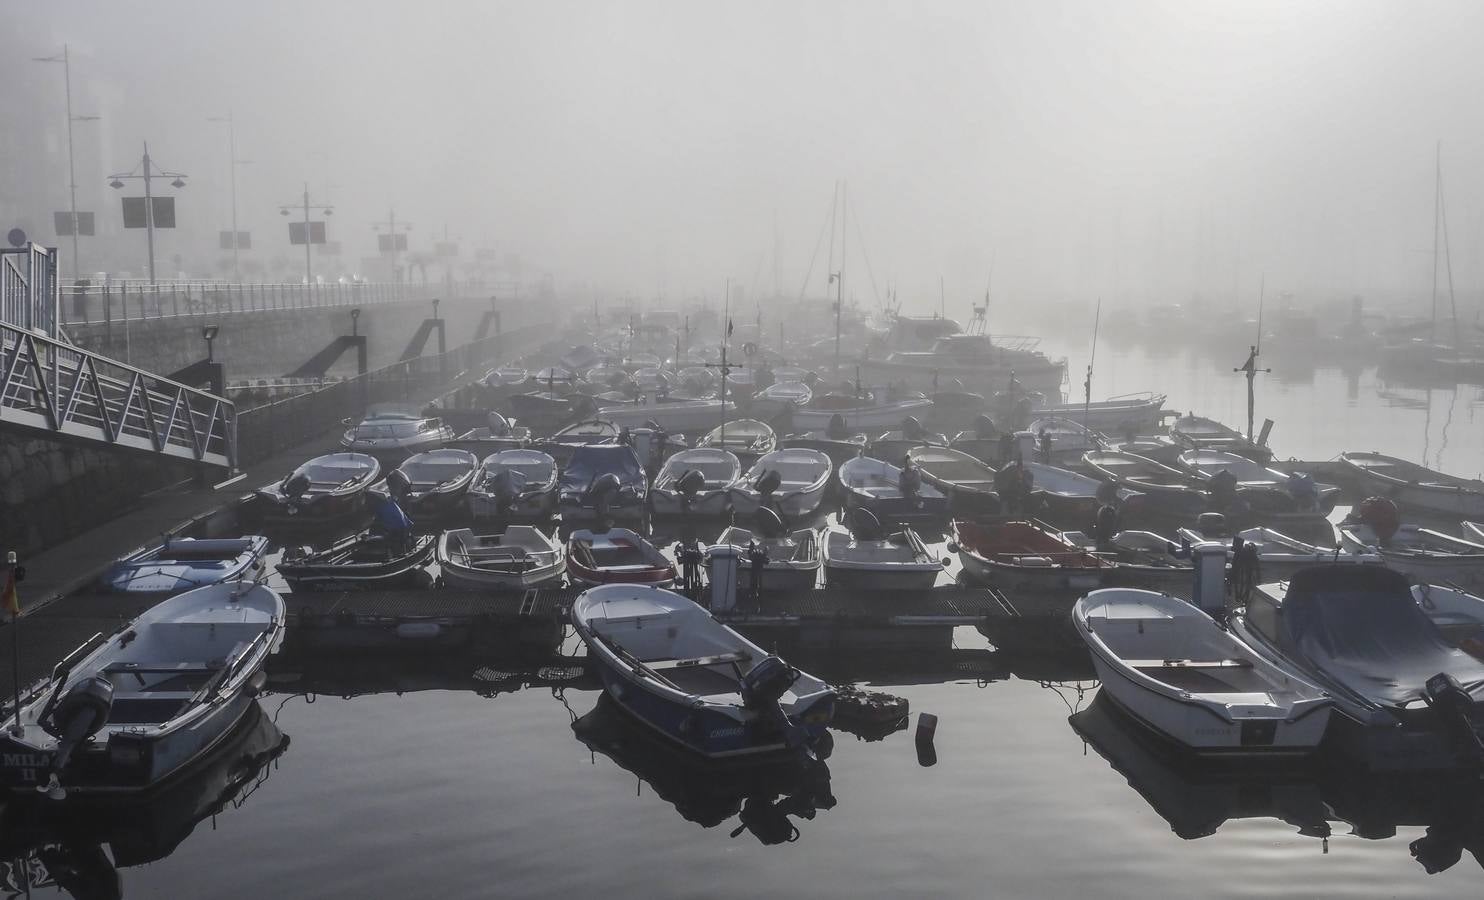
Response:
[[0, 701, 289, 900], [572, 693, 835, 843]]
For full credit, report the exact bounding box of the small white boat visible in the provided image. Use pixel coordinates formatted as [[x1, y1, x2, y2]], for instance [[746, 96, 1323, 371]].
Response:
[[790, 395, 935, 433], [650, 448, 742, 517], [1074, 588, 1331, 754], [821, 521, 944, 591], [1177, 450, 1336, 512], [1006, 392, 1168, 435], [753, 380, 813, 412], [571, 583, 834, 758], [485, 365, 529, 387], [1026, 416, 1102, 455], [907, 446, 998, 505], [539, 419, 620, 468], [437, 526, 565, 591], [467, 449, 558, 520], [699, 418, 776, 462], [1339, 451, 1484, 519], [392, 449, 479, 519], [1177, 525, 1383, 580], [730, 448, 833, 519], [716, 525, 822, 592], [1339, 520, 1484, 591], [1171, 414, 1271, 462], [837, 456, 948, 520], [952, 519, 1114, 591], [455, 412, 532, 450], [1022, 461, 1142, 520], [595, 398, 738, 432], [254, 452, 380, 525], [99, 536, 270, 595], [0, 582, 283, 795], [567, 528, 676, 587], [868, 421, 948, 464]]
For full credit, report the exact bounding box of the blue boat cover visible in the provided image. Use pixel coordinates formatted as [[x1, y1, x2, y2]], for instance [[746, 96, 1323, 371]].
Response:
[[1282, 566, 1484, 707]]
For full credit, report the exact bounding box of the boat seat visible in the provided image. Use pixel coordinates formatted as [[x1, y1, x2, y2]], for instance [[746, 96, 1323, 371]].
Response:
[[1125, 659, 1253, 669], [644, 651, 752, 670]]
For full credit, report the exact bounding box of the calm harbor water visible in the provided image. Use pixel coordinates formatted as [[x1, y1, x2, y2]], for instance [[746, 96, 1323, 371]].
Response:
[[8, 341, 1484, 899]]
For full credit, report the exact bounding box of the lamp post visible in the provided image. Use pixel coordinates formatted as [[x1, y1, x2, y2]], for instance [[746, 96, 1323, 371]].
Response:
[[32, 45, 100, 279], [207, 113, 250, 283], [373, 210, 412, 286], [107, 144, 187, 286], [201, 324, 219, 361], [279, 184, 333, 288]]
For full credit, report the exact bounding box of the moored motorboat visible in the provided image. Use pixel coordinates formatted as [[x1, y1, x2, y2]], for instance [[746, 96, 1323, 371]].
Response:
[[1026, 416, 1102, 457], [1082, 450, 1209, 519], [1021, 461, 1141, 523], [566, 528, 677, 587], [277, 531, 437, 591], [837, 456, 949, 520], [571, 583, 834, 758], [436, 526, 565, 591], [1177, 450, 1336, 513], [0, 581, 283, 796], [595, 398, 738, 433], [650, 448, 742, 517], [715, 523, 822, 593], [867, 416, 948, 463], [1075, 588, 1330, 754], [952, 518, 1114, 591], [1339, 501, 1484, 590], [391, 449, 479, 519], [454, 412, 532, 450], [821, 517, 945, 591], [1171, 414, 1272, 463], [780, 419, 868, 470], [558, 444, 648, 523], [789, 393, 935, 433], [467, 449, 558, 520], [340, 405, 454, 462], [1339, 451, 1484, 519], [1173, 523, 1383, 581], [907, 446, 999, 510], [537, 419, 620, 468], [699, 418, 776, 464], [253, 452, 380, 526], [729, 448, 833, 519], [99, 536, 270, 595], [752, 380, 813, 417]]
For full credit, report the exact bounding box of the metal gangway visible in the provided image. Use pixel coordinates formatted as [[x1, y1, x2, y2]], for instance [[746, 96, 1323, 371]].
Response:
[[0, 244, 236, 469]]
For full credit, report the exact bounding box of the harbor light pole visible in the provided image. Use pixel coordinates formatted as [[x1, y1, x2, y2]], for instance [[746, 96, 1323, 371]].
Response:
[[373, 210, 413, 287], [107, 144, 187, 286], [33, 45, 100, 278], [208, 113, 250, 282], [279, 184, 333, 287]]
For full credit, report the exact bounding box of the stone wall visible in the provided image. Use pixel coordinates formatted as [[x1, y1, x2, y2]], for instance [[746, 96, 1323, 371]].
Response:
[[0, 435, 196, 558], [66, 295, 504, 380]]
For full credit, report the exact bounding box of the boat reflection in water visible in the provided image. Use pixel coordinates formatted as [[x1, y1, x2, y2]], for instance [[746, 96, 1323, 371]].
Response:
[[0, 701, 289, 900], [1071, 693, 1484, 876], [572, 693, 835, 845]]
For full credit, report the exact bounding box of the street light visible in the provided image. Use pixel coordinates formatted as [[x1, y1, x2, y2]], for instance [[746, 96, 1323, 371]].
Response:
[[373, 211, 413, 284], [206, 113, 251, 283], [106, 144, 187, 286], [278, 184, 333, 287], [201, 324, 219, 361], [33, 45, 100, 279]]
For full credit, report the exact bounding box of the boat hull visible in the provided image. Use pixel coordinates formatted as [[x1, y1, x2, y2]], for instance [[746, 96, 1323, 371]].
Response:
[[466, 488, 557, 520], [791, 400, 936, 433], [650, 489, 734, 518], [729, 484, 828, 519], [822, 563, 939, 592], [957, 551, 1106, 593]]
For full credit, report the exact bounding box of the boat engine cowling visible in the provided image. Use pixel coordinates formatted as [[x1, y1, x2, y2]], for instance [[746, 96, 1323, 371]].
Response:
[[848, 506, 884, 541], [898, 461, 922, 499], [676, 468, 706, 499], [283, 472, 311, 502], [741, 656, 804, 747], [385, 468, 412, 500], [1357, 496, 1400, 544], [41, 675, 114, 774], [588, 472, 622, 518], [973, 414, 998, 439], [755, 469, 782, 499], [901, 416, 925, 439], [487, 411, 513, 437]]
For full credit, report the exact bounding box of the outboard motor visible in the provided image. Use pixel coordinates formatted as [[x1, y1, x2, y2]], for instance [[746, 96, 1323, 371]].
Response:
[[385, 467, 412, 501], [898, 458, 922, 505], [1208, 469, 1237, 509], [848, 506, 884, 541], [588, 471, 623, 521], [901, 416, 925, 440], [487, 411, 513, 437], [973, 413, 998, 440], [1094, 479, 1120, 507], [282, 472, 311, 513], [826, 414, 849, 441], [38, 675, 114, 798], [1421, 672, 1484, 765], [490, 468, 518, 514], [675, 540, 706, 597], [1357, 496, 1401, 545], [1091, 503, 1120, 548], [675, 468, 707, 514], [741, 654, 804, 747], [1196, 511, 1228, 538], [754, 506, 787, 539], [1286, 471, 1318, 510], [755, 469, 783, 512]]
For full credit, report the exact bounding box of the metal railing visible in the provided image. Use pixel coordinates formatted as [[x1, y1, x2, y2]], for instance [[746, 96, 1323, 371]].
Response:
[[1, 245, 61, 338], [0, 318, 235, 468], [57, 278, 500, 327], [234, 325, 532, 467]]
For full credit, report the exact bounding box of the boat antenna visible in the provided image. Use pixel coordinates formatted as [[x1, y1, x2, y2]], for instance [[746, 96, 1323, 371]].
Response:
[[1082, 298, 1101, 434], [1233, 274, 1271, 442]]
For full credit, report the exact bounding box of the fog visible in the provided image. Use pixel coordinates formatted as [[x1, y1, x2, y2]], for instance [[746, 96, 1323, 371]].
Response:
[[8, 0, 1484, 317]]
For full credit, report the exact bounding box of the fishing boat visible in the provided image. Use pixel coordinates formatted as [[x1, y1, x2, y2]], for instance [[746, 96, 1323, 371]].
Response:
[[277, 531, 437, 591], [907, 446, 999, 509], [789, 393, 935, 433], [391, 449, 478, 519], [1230, 565, 1484, 770], [0, 581, 283, 796], [998, 392, 1169, 436], [566, 528, 677, 587], [1177, 450, 1337, 512], [558, 444, 648, 523], [253, 452, 380, 525], [729, 448, 833, 519], [99, 536, 270, 595], [699, 418, 776, 464], [1074, 588, 1330, 754], [1412, 583, 1484, 647], [436, 526, 565, 591], [508, 390, 594, 430], [1339, 504, 1484, 591], [1082, 450, 1209, 519], [1106, 435, 1185, 466], [454, 411, 532, 450], [948, 414, 1005, 466], [715, 523, 822, 593], [780, 419, 869, 470], [650, 448, 742, 517], [1021, 461, 1141, 522], [1026, 416, 1102, 456], [571, 583, 834, 758], [1059, 528, 1192, 590], [466, 449, 558, 520], [952, 519, 1113, 591], [859, 332, 1067, 399], [821, 514, 945, 591], [867, 419, 948, 463], [595, 398, 738, 432], [1172, 523, 1382, 581], [340, 405, 454, 461], [920, 391, 988, 433], [1171, 414, 1272, 463], [1338, 452, 1484, 519], [537, 419, 620, 467], [837, 456, 949, 520], [752, 380, 813, 416]]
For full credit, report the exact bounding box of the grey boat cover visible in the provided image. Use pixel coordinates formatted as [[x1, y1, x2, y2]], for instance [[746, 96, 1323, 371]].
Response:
[[1282, 566, 1484, 707]]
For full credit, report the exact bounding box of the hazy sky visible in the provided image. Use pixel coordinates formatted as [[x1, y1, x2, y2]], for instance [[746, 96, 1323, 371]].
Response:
[[13, 0, 1484, 316]]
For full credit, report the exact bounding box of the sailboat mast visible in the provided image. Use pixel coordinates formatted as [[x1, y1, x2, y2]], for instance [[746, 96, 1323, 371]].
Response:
[[1082, 299, 1101, 433], [1431, 141, 1441, 344]]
